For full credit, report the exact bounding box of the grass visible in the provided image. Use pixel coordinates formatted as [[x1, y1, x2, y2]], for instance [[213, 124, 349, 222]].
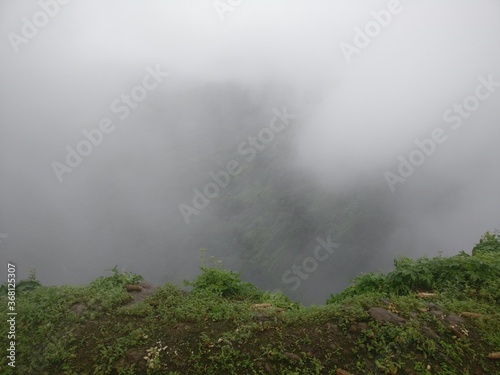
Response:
[[0, 232, 499, 374]]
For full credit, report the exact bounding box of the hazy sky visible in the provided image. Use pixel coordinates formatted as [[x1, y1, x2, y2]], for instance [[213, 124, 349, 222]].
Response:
[[1, 0, 499, 303]]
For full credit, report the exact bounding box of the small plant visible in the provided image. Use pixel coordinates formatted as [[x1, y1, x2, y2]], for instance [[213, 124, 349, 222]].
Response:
[[28, 268, 37, 281], [106, 265, 143, 286]]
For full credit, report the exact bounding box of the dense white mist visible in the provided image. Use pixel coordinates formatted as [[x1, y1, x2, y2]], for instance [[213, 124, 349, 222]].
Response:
[[1, 0, 499, 303]]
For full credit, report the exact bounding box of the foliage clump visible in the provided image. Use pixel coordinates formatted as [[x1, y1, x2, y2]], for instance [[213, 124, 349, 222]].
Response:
[[105, 265, 143, 286], [185, 248, 262, 301], [472, 230, 500, 255], [0, 268, 41, 295], [328, 231, 500, 303]]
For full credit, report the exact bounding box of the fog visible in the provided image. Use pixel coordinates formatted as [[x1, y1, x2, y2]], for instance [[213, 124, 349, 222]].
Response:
[[1, 0, 499, 304]]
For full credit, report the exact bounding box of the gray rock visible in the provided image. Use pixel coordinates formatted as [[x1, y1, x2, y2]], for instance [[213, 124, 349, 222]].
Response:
[[124, 348, 146, 365], [349, 322, 369, 334], [284, 352, 300, 360], [421, 326, 439, 340], [368, 307, 406, 326], [428, 310, 445, 319], [445, 314, 464, 326], [426, 303, 439, 311]]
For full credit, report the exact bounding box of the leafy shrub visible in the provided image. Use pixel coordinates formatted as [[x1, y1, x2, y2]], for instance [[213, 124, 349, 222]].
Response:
[[105, 265, 143, 286], [0, 268, 41, 295], [186, 266, 261, 300], [327, 273, 386, 304], [185, 249, 262, 300], [472, 230, 500, 255], [83, 266, 143, 310], [328, 231, 500, 303]]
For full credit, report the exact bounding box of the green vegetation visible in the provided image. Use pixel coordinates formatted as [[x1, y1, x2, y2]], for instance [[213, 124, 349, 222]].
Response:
[[105, 265, 144, 287], [184, 248, 263, 301], [327, 231, 500, 302], [1, 232, 499, 374], [0, 268, 41, 295]]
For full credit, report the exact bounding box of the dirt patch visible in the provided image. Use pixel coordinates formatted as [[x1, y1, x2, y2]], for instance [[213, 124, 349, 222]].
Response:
[[124, 281, 159, 305], [70, 303, 86, 314]]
